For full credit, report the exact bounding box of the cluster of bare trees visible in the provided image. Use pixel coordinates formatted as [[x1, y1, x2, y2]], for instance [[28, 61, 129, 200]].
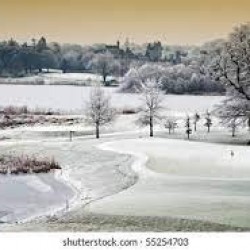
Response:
[[84, 80, 163, 138], [84, 82, 214, 140], [164, 111, 212, 140]]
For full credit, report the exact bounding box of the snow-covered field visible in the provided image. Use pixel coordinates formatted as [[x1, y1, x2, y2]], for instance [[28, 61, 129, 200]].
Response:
[[0, 84, 223, 113], [87, 138, 250, 228], [0, 73, 116, 86], [0, 133, 137, 229], [1, 84, 250, 231]]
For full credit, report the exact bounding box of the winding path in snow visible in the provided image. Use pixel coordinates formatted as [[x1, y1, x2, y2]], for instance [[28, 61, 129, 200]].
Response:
[[87, 138, 250, 228]]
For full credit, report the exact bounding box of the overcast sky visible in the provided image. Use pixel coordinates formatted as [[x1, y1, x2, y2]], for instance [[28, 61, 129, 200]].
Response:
[[0, 0, 249, 45]]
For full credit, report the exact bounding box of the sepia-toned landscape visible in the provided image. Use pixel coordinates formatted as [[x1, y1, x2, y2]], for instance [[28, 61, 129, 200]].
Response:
[[1, 0, 250, 232]]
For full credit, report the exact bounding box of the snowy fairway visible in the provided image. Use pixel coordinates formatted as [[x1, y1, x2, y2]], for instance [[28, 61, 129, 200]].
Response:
[[87, 138, 250, 228]]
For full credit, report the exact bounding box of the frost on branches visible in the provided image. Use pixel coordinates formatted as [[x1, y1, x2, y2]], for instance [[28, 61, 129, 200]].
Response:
[[137, 79, 163, 137], [85, 85, 115, 138], [208, 24, 250, 128]]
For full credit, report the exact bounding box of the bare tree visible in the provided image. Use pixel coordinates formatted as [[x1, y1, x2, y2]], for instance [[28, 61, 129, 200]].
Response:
[[85, 85, 115, 138], [193, 112, 200, 132], [164, 116, 178, 134], [214, 98, 246, 137], [185, 115, 192, 140], [138, 79, 163, 137], [227, 117, 239, 137], [204, 110, 212, 133], [92, 52, 120, 86]]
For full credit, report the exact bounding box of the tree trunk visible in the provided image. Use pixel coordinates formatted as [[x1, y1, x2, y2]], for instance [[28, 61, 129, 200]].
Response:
[[69, 131, 73, 141], [232, 127, 235, 137], [194, 122, 197, 131], [96, 122, 100, 139], [208, 126, 210, 133], [103, 74, 107, 85], [169, 127, 171, 134], [150, 115, 153, 137]]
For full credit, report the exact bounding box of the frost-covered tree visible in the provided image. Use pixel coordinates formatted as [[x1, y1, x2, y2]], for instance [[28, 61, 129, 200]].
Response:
[[120, 61, 223, 94], [214, 97, 247, 137], [207, 24, 250, 126], [193, 112, 200, 131], [119, 64, 165, 93], [164, 117, 178, 134], [138, 79, 163, 137], [185, 115, 192, 139], [92, 52, 119, 85], [208, 24, 250, 101], [204, 110, 212, 133], [226, 117, 240, 137], [85, 85, 115, 139]]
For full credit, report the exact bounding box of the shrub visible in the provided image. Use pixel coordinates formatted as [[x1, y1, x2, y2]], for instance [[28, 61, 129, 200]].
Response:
[[0, 154, 61, 175]]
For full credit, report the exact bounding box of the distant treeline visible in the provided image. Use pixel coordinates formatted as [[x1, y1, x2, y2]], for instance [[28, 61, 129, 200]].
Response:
[[0, 37, 200, 77], [0, 36, 225, 94]]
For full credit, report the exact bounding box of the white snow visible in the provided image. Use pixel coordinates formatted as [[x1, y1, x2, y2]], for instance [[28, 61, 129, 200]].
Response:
[[0, 83, 248, 230], [22, 176, 52, 193], [0, 73, 116, 86], [0, 172, 75, 223], [0, 84, 223, 113], [87, 138, 250, 228]]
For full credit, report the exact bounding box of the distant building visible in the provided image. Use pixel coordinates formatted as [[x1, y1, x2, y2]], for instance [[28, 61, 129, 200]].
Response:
[[105, 41, 121, 58], [104, 40, 138, 61], [145, 41, 163, 62], [95, 40, 165, 63]]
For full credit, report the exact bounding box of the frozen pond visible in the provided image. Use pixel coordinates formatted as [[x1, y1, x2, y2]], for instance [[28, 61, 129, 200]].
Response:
[[0, 84, 224, 113]]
